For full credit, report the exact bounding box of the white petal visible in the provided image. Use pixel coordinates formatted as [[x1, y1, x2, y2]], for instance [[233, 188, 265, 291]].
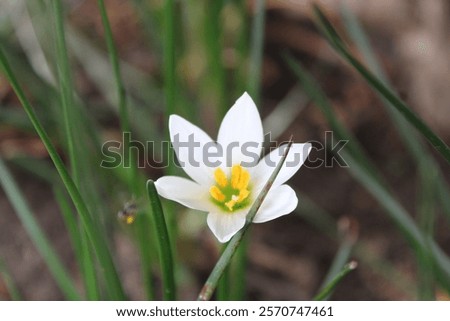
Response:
[[217, 92, 263, 166], [155, 176, 214, 212], [169, 115, 219, 185], [207, 211, 247, 243], [253, 185, 298, 223], [251, 143, 311, 188]]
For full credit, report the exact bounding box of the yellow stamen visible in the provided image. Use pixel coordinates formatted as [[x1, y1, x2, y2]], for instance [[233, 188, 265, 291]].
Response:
[[211, 165, 252, 212], [238, 189, 249, 202], [214, 168, 228, 187], [231, 165, 242, 189], [210, 186, 225, 202]]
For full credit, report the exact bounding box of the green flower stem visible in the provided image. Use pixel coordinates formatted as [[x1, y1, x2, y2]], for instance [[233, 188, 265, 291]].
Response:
[[316, 221, 357, 300], [0, 47, 126, 300], [146, 180, 176, 300], [313, 5, 450, 165], [163, 0, 179, 279], [313, 261, 358, 301], [197, 140, 293, 301]]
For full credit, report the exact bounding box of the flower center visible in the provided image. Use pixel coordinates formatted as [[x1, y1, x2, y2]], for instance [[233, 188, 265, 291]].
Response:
[[209, 165, 251, 212]]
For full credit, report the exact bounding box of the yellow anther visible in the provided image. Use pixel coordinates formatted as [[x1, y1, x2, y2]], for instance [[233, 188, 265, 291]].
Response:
[[210, 186, 225, 202], [211, 165, 251, 212], [214, 168, 228, 187], [238, 189, 249, 202], [231, 165, 242, 189], [237, 170, 250, 190]]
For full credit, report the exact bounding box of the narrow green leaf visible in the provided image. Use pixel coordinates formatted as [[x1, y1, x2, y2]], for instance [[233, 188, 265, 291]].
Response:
[[0, 157, 80, 300], [146, 180, 176, 300], [54, 188, 100, 300], [198, 140, 293, 301], [340, 4, 450, 222], [285, 53, 450, 293], [0, 47, 126, 300], [284, 54, 381, 183], [317, 221, 357, 300], [313, 5, 450, 165], [247, 0, 266, 101], [313, 261, 357, 301], [52, 0, 80, 184]]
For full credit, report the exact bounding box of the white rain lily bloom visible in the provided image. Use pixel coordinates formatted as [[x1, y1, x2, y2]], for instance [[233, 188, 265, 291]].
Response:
[[155, 92, 311, 243]]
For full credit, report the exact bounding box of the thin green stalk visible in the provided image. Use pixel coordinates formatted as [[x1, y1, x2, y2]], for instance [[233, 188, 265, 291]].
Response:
[[417, 163, 436, 300], [97, 0, 129, 134], [313, 5, 450, 165], [135, 214, 156, 300], [163, 0, 178, 276], [230, 238, 248, 300], [247, 0, 266, 101], [343, 149, 450, 292], [203, 0, 227, 117], [146, 180, 175, 300], [285, 53, 450, 292], [313, 261, 358, 301], [198, 140, 293, 301], [53, 187, 98, 300], [340, 5, 450, 222], [0, 47, 126, 300], [0, 157, 79, 300], [284, 53, 381, 183], [163, 0, 176, 120], [217, 244, 230, 300], [52, 0, 79, 185], [317, 222, 356, 300], [97, 0, 154, 299]]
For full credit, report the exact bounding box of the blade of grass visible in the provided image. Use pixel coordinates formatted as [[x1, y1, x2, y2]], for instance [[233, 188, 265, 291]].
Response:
[[313, 261, 358, 301], [343, 149, 450, 292], [0, 47, 126, 300], [97, 0, 154, 299], [247, 0, 266, 101], [54, 187, 100, 300], [0, 157, 80, 300], [417, 163, 437, 300], [52, 0, 80, 184], [340, 5, 450, 222], [284, 53, 381, 183], [313, 5, 450, 165], [146, 180, 175, 300], [286, 54, 450, 293], [198, 140, 293, 301], [217, 244, 230, 301], [203, 0, 227, 118], [162, 0, 179, 284], [317, 219, 357, 300]]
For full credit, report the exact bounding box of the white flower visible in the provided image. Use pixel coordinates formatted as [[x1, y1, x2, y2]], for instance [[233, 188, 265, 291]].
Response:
[[155, 92, 311, 243]]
